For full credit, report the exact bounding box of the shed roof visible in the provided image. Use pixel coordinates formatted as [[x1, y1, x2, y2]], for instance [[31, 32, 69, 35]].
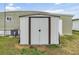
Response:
[[0, 11, 73, 17]]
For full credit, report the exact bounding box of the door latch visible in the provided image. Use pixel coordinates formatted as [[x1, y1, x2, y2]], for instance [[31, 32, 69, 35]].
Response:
[[38, 29, 41, 32]]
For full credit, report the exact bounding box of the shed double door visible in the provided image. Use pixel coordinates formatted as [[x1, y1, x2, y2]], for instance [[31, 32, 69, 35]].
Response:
[[30, 17, 49, 45]]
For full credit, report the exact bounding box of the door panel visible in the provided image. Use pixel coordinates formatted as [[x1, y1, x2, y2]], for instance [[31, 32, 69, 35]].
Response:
[[31, 18, 40, 44], [31, 17, 48, 45], [39, 18, 48, 44]]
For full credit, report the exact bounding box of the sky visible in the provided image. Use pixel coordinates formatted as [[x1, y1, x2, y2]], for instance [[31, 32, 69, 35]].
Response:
[[0, 3, 79, 19]]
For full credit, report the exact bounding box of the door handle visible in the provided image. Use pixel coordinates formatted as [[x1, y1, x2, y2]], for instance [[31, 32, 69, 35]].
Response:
[[38, 29, 41, 32]]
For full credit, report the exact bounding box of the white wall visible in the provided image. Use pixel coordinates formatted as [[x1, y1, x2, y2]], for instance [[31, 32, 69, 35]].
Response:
[[0, 30, 11, 36], [51, 17, 59, 44], [20, 17, 29, 44], [72, 20, 79, 30]]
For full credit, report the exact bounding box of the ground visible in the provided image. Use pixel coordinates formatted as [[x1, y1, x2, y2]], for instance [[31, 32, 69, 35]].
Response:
[[0, 30, 79, 55]]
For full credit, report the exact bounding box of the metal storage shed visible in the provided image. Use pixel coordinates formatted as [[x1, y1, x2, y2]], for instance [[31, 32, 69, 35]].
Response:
[[19, 11, 60, 45], [19, 11, 73, 45]]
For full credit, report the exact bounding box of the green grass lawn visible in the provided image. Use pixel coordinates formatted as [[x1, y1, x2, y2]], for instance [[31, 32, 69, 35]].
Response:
[[0, 30, 79, 55]]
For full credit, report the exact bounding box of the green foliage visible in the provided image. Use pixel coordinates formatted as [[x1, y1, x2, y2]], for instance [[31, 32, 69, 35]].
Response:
[[20, 48, 47, 55]]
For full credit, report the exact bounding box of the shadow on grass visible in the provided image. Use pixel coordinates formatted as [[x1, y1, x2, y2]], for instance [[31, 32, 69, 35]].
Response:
[[46, 44, 60, 49], [72, 30, 79, 35]]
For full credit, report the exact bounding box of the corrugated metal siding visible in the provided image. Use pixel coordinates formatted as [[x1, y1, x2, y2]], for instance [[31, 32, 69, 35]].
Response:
[[51, 17, 59, 44], [20, 17, 29, 44]]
